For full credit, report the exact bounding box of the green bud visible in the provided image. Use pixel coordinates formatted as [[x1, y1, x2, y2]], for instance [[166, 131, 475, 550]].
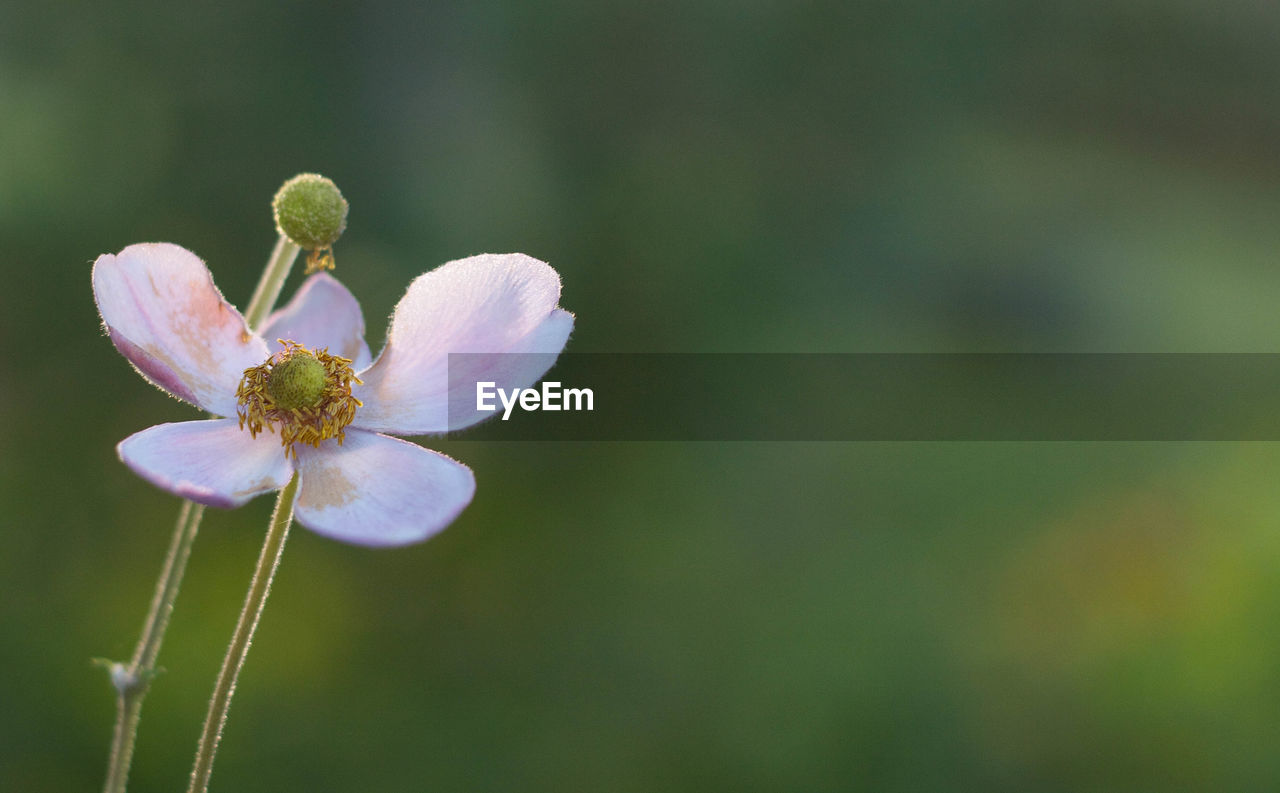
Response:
[[272, 173, 349, 249], [267, 353, 327, 410]]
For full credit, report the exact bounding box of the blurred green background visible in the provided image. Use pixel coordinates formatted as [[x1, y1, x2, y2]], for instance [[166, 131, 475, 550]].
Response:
[[6, 1, 1280, 790]]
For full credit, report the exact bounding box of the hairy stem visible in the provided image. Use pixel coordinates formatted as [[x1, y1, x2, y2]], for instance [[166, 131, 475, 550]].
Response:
[[244, 235, 302, 330], [187, 474, 299, 793], [102, 501, 203, 793], [101, 233, 300, 793]]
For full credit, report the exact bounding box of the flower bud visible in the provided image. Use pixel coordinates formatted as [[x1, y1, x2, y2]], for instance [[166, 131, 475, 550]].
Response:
[[272, 173, 349, 249]]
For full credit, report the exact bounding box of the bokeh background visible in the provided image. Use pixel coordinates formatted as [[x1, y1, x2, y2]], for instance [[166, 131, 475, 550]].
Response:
[[6, 1, 1280, 790]]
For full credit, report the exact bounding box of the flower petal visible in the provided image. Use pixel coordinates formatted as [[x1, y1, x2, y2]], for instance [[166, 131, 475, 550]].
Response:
[[353, 253, 572, 434], [93, 243, 268, 416], [258, 272, 373, 369], [117, 419, 294, 508], [292, 430, 475, 547], [442, 309, 575, 430]]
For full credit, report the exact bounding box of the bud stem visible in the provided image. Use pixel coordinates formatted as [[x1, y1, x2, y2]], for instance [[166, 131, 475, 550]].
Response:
[[243, 234, 302, 330], [100, 232, 302, 793], [101, 500, 203, 793]]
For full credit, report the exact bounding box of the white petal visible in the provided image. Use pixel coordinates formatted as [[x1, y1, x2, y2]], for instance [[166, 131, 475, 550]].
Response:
[[117, 419, 294, 508], [442, 309, 574, 430], [292, 430, 475, 547], [258, 273, 372, 369], [354, 253, 572, 434], [93, 243, 268, 416]]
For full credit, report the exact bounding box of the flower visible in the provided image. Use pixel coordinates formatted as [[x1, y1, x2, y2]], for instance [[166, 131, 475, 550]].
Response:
[[92, 243, 573, 547]]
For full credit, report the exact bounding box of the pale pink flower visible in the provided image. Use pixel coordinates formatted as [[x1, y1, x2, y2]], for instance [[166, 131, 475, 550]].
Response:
[[93, 243, 572, 546]]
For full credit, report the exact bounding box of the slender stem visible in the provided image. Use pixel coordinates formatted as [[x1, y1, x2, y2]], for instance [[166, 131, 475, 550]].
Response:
[[186, 474, 299, 793], [101, 233, 301, 793], [243, 235, 302, 330], [133, 501, 206, 670], [102, 501, 204, 793]]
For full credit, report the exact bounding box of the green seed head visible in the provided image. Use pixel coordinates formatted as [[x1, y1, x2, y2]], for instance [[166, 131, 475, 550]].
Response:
[[272, 173, 349, 249], [267, 352, 327, 410]]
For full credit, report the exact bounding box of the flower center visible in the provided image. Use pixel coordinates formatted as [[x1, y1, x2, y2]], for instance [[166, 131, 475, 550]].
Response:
[[236, 340, 362, 455], [267, 353, 326, 410]]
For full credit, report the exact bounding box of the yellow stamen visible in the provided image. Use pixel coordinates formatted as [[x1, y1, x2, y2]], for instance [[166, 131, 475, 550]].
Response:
[[236, 339, 362, 458], [304, 248, 336, 275]]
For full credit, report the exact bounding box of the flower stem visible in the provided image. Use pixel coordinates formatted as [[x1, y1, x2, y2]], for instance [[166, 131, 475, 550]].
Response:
[[100, 232, 300, 793], [187, 473, 299, 793]]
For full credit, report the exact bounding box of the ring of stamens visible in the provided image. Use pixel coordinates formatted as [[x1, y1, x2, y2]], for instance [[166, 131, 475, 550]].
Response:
[[236, 340, 363, 457]]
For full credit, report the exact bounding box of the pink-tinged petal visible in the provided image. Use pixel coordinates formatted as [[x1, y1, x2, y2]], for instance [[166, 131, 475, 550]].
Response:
[[258, 272, 372, 369], [117, 419, 294, 508], [93, 243, 269, 416], [353, 253, 572, 434], [292, 430, 475, 547]]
